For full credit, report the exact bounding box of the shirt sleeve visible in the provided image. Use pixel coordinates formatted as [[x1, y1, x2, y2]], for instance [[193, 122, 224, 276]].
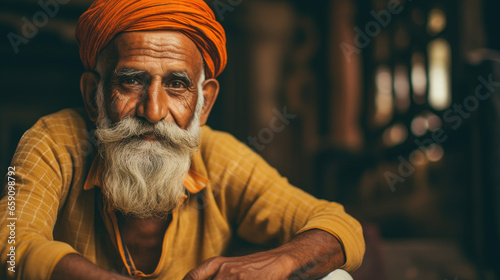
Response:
[[201, 128, 365, 273], [0, 117, 80, 280]]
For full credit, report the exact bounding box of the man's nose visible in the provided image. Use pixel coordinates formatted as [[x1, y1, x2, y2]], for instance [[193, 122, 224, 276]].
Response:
[[136, 77, 168, 123]]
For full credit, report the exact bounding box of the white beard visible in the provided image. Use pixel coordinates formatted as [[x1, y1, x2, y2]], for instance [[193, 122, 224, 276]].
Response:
[[93, 77, 204, 218]]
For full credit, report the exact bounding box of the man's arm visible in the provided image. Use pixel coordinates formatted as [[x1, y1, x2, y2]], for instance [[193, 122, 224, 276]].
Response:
[[183, 229, 345, 280], [194, 128, 365, 278], [0, 110, 112, 279], [51, 254, 129, 280], [0, 118, 74, 279]]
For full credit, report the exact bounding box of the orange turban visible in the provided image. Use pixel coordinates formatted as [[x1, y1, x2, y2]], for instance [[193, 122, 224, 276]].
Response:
[[76, 0, 227, 78]]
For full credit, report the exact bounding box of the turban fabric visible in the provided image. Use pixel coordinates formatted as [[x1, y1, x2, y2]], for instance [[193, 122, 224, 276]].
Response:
[[76, 0, 227, 78]]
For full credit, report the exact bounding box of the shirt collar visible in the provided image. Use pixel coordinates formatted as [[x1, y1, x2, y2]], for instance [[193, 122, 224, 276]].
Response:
[[83, 153, 209, 194]]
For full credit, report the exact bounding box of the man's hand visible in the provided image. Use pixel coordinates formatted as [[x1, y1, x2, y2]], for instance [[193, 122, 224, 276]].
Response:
[[182, 250, 296, 280], [183, 229, 345, 280]]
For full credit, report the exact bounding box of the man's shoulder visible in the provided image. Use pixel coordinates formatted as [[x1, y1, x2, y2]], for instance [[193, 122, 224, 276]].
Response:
[[200, 125, 243, 152], [35, 108, 88, 131], [199, 125, 259, 164], [11, 108, 93, 183], [24, 108, 91, 148]]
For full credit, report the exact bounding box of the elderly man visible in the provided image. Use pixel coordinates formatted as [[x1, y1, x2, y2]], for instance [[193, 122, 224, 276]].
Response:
[[0, 0, 364, 279]]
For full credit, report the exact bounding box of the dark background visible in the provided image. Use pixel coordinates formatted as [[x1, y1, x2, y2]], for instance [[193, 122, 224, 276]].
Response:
[[1, 0, 499, 279]]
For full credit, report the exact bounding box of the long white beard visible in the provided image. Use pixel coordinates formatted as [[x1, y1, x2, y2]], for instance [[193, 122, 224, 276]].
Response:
[[93, 79, 204, 218]]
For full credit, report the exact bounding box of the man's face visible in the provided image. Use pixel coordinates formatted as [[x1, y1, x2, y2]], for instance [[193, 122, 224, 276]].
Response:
[[99, 30, 205, 130], [87, 30, 210, 218]]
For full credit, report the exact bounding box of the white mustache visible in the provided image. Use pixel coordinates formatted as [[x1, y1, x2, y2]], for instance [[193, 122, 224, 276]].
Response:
[[95, 117, 199, 150]]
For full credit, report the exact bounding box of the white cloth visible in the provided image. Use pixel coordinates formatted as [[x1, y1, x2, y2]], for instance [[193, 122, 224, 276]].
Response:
[[320, 269, 353, 280]]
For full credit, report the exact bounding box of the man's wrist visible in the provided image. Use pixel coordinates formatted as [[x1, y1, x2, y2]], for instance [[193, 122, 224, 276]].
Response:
[[278, 229, 346, 278]]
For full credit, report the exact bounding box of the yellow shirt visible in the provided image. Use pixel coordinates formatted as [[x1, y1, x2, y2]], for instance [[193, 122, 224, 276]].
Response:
[[0, 109, 365, 279]]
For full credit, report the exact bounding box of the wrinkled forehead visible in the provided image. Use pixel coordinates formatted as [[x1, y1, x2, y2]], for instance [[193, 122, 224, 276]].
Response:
[[97, 30, 204, 79]]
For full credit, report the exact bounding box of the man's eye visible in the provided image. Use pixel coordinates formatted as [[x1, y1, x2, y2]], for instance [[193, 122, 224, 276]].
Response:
[[123, 78, 140, 85], [168, 81, 186, 88]]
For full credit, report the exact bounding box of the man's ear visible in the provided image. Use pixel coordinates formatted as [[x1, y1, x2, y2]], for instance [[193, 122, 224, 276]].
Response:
[[80, 72, 100, 122], [199, 78, 219, 126]]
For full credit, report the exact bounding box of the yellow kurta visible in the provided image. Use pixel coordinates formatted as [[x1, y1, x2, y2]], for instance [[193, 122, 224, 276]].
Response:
[[0, 109, 364, 279]]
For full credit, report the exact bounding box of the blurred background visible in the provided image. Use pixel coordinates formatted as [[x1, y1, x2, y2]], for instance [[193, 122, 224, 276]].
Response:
[[1, 0, 499, 279]]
